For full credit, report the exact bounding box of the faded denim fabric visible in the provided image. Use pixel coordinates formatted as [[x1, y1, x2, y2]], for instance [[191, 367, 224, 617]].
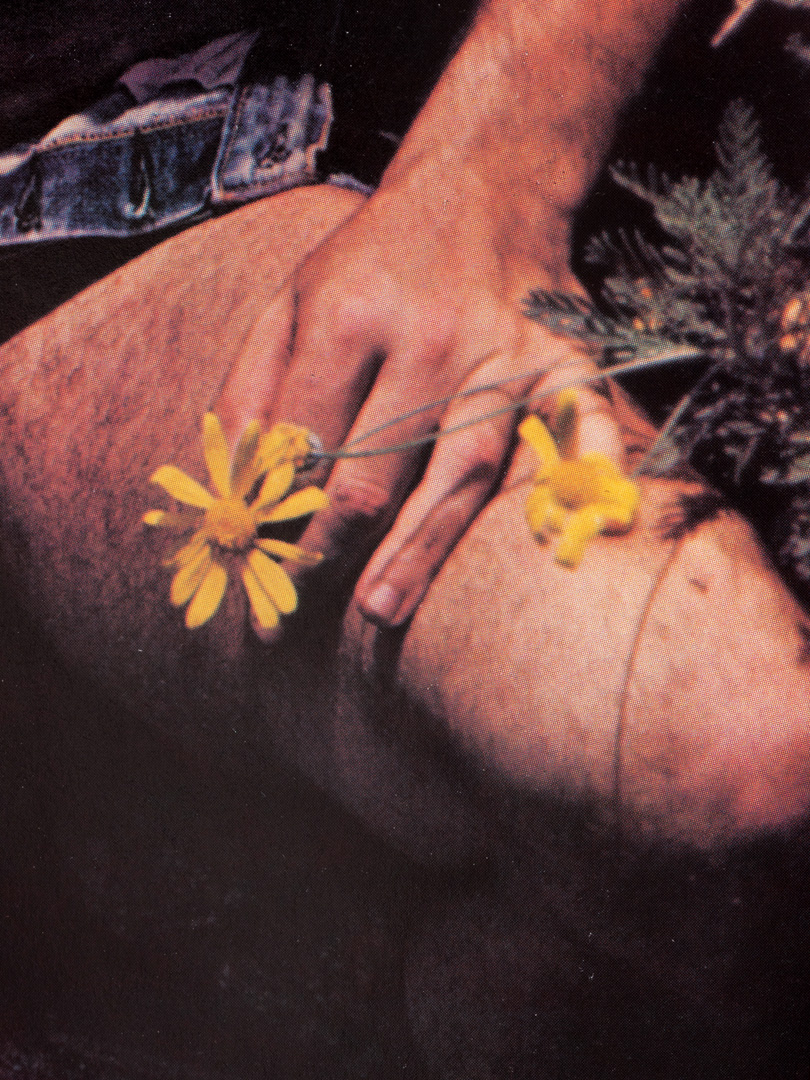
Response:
[[0, 32, 362, 247]]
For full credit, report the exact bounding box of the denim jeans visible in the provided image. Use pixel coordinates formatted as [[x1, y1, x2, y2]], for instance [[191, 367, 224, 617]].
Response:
[[0, 31, 369, 248]]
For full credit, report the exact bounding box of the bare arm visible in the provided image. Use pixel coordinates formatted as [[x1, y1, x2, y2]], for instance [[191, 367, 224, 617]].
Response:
[[218, 0, 696, 632]]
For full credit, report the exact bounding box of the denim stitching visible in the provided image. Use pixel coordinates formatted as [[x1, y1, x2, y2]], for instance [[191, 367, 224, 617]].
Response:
[[210, 77, 332, 204], [38, 105, 232, 150], [0, 74, 337, 244]]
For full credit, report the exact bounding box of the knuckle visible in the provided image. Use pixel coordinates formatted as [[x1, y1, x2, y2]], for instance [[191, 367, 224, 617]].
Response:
[[295, 264, 379, 340], [412, 308, 456, 357], [329, 294, 381, 347], [449, 425, 506, 483], [329, 475, 393, 526], [300, 361, 358, 401]]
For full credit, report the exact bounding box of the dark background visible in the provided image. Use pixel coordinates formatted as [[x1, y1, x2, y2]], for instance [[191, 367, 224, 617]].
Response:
[[2, 3, 810, 1078], [3, 0, 810, 370]]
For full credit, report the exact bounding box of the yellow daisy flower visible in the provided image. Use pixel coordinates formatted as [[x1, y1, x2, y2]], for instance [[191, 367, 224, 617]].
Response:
[[518, 391, 640, 568], [143, 414, 328, 629]]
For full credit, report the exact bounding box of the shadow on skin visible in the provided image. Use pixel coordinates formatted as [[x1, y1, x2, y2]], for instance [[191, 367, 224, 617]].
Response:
[[1, 187, 810, 1078]]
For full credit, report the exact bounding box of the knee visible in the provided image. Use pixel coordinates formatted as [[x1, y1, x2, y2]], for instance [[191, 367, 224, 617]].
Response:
[[391, 479, 810, 857], [619, 510, 810, 852]]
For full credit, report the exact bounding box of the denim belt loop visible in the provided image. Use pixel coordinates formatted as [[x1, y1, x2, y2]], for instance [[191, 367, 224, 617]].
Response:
[[211, 75, 333, 205]]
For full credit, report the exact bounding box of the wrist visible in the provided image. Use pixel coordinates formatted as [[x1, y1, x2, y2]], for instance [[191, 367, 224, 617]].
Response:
[[387, 0, 693, 261], [378, 138, 576, 297]]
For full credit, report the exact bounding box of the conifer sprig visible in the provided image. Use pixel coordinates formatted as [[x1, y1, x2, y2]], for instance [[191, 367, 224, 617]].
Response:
[[524, 101, 810, 602]]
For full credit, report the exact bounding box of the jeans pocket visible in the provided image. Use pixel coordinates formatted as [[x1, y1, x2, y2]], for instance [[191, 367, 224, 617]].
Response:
[[0, 40, 333, 247]]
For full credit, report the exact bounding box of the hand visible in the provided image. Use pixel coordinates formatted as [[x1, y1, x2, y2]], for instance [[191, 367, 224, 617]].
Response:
[[216, 0, 692, 634], [217, 161, 624, 632]]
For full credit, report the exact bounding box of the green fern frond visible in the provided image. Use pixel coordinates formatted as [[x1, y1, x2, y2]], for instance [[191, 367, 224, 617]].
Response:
[[524, 101, 810, 603]]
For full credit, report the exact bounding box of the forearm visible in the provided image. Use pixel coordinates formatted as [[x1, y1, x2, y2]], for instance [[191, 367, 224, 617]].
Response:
[[386, 0, 694, 280]]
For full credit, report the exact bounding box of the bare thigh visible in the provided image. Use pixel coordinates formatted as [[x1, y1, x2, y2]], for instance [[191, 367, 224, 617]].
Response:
[[0, 184, 489, 863], [1, 184, 810, 1079], [1, 181, 810, 859]]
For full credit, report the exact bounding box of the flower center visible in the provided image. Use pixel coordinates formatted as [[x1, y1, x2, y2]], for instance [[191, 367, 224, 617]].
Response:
[[204, 497, 257, 551], [551, 460, 613, 509]]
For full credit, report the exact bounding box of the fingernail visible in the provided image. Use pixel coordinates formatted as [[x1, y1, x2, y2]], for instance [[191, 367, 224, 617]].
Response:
[[361, 581, 403, 625]]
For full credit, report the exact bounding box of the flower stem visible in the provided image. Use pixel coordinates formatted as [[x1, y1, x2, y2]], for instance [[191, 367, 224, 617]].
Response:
[[308, 345, 705, 463]]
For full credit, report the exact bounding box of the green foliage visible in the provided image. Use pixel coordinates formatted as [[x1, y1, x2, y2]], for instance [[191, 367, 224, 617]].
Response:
[[524, 101, 810, 603], [526, 102, 804, 370]]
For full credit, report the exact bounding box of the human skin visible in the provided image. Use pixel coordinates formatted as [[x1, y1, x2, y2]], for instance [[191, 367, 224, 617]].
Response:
[[1, 188, 810, 1074], [0, 182, 806, 848], [218, 0, 696, 633]]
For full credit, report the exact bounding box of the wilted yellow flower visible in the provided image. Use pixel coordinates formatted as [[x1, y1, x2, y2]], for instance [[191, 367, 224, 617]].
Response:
[[144, 414, 327, 629], [779, 291, 810, 354], [518, 391, 639, 567]]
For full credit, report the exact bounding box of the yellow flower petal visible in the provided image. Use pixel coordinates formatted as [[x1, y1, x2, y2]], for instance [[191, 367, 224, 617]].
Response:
[[550, 460, 599, 508], [170, 543, 212, 606], [598, 488, 640, 532], [521, 391, 640, 567], [258, 485, 328, 524], [253, 461, 295, 512], [555, 507, 606, 568], [203, 412, 232, 498], [162, 532, 208, 569], [185, 560, 228, 628], [230, 421, 262, 498], [255, 538, 323, 565], [150, 465, 215, 510], [247, 548, 297, 614], [525, 485, 554, 537], [146, 415, 329, 632], [241, 563, 281, 631], [255, 423, 313, 474], [143, 508, 201, 530], [517, 415, 560, 472], [546, 504, 568, 533], [615, 484, 640, 526]]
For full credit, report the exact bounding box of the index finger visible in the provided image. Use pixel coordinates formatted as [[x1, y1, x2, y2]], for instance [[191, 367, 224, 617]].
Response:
[[216, 286, 297, 445]]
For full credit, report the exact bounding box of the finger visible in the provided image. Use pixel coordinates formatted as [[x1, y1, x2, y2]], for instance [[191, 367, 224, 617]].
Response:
[[530, 354, 626, 468], [267, 290, 391, 466], [291, 347, 455, 569], [252, 329, 454, 640], [216, 286, 298, 445], [354, 340, 631, 629], [354, 382, 519, 628]]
